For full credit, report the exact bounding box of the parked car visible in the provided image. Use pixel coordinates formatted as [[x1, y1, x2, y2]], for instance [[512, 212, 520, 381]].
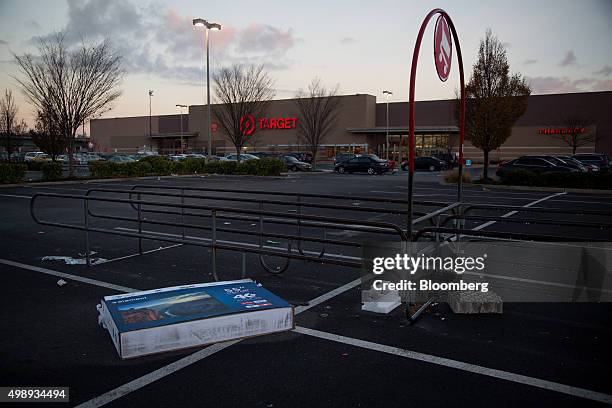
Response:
[[221, 153, 260, 161], [24, 151, 48, 162], [282, 155, 312, 172], [572, 153, 609, 172], [285, 152, 313, 163], [401, 156, 448, 171], [334, 153, 356, 164], [169, 154, 189, 161], [527, 155, 586, 172], [558, 156, 598, 172], [432, 153, 458, 168], [496, 156, 579, 177], [249, 152, 274, 159], [334, 155, 389, 175], [108, 155, 136, 163]]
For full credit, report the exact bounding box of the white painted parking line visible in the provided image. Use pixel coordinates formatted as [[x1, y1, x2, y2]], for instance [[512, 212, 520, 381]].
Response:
[[74, 339, 240, 408], [293, 326, 612, 405], [0, 258, 137, 293], [294, 277, 361, 314], [95, 244, 184, 265], [472, 192, 566, 231], [69, 267, 362, 408], [0, 193, 31, 199]]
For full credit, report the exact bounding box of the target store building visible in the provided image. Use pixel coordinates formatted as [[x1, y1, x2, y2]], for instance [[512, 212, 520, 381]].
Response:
[[90, 90, 612, 162]]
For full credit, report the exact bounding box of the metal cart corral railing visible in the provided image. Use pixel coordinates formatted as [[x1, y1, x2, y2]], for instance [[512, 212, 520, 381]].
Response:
[[30, 192, 410, 280]]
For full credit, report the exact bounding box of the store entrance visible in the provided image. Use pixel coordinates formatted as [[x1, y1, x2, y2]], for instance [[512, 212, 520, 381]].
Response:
[[383, 134, 452, 161]]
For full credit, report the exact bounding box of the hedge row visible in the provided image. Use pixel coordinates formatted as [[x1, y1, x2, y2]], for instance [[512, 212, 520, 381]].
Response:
[[0, 163, 27, 183], [90, 157, 285, 179], [499, 169, 612, 189], [41, 162, 63, 181]]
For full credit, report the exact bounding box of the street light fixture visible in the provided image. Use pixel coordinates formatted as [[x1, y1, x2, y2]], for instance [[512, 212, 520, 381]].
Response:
[[193, 18, 222, 157], [176, 104, 188, 154], [382, 90, 393, 161]]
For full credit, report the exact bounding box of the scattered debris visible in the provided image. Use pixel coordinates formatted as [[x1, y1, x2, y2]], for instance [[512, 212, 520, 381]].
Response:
[[57, 279, 67, 287], [319, 313, 329, 318], [78, 250, 98, 257], [266, 239, 281, 245], [223, 222, 231, 225], [42, 255, 107, 265], [37, 231, 45, 234]]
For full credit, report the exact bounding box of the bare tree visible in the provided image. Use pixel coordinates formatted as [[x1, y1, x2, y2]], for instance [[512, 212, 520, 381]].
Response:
[[460, 29, 531, 179], [295, 79, 340, 170], [30, 109, 67, 161], [13, 32, 123, 175], [0, 89, 20, 159], [555, 113, 596, 154], [213, 64, 275, 162]]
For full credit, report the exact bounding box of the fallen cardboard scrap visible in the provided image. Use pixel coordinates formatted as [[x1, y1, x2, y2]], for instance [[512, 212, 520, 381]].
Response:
[[97, 279, 294, 359]]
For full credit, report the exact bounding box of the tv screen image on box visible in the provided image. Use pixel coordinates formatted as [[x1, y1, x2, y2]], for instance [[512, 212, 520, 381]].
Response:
[[97, 279, 294, 359]]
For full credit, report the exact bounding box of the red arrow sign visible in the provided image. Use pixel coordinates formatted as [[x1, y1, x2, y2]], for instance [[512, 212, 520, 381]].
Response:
[[434, 15, 452, 82]]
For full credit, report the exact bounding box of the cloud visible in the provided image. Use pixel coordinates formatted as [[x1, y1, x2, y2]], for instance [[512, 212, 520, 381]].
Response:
[[592, 79, 612, 91], [0, 39, 8, 45], [23, 20, 41, 31], [594, 65, 612, 76], [523, 58, 538, 65], [155, 9, 236, 62], [526, 76, 612, 94], [527, 76, 584, 93], [340, 37, 356, 45], [237, 24, 296, 53], [502, 42, 511, 48], [26, 1, 297, 84], [559, 50, 577, 67]]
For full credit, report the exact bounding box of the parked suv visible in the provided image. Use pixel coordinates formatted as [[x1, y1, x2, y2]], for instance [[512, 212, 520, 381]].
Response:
[[334, 153, 356, 164]]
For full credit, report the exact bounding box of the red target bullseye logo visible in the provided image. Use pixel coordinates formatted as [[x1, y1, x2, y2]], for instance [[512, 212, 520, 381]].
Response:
[[434, 15, 452, 82], [240, 114, 255, 140]]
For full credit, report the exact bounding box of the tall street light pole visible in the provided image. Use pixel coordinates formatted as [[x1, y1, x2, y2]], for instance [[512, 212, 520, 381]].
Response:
[[382, 90, 393, 160], [176, 104, 188, 154], [148, 90, 154, 151], [193, 18, 221, 157]]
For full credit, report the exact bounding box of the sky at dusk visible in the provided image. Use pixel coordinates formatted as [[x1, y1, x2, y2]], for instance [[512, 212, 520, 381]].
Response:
[[1, 0, 611, 133]]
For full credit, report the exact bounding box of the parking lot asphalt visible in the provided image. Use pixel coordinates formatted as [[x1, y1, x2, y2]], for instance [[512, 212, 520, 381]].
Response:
[[0, 171, 611, 407]]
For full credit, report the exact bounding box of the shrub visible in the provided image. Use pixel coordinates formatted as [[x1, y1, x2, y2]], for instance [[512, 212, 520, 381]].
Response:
[[0, 163, 27, 183], [41, 162, 63, 181], [26, 160, 47, 171], [126, 161, 152, 177], [139, 155, 171, 175], [89, 161, 115, 178], [182, 158, 207, 174], [443, 169, 472, 184]]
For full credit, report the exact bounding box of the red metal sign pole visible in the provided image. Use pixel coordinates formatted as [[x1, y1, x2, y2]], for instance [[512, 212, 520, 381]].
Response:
[[407, 8, 465, 241]]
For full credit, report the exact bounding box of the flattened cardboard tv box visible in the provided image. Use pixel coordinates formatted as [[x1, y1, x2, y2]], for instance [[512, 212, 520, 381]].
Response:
[[98, 279, 294, 359]]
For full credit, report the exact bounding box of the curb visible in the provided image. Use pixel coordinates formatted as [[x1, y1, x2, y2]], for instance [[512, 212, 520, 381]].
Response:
[[0, 173, 288, 188], [439, 181, 612, 195]]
